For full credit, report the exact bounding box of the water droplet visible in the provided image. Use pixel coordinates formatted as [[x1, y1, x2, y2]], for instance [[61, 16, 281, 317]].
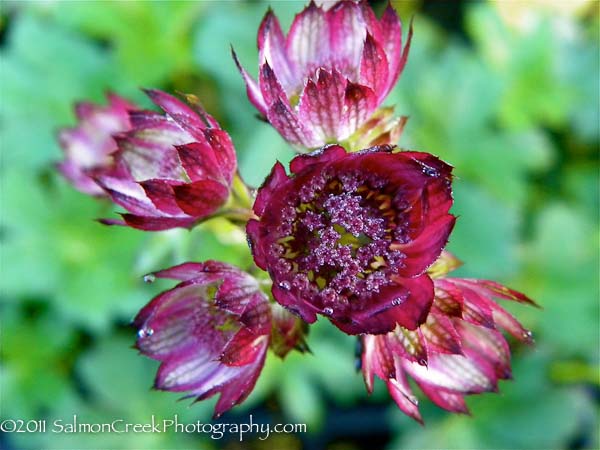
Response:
[[417, 358, 428, 366], [278, 280, 291, 291], [391, 297, 404, 306], [143, 274, 155, 284], [138, 327, 154, 338], [421, 166, 439, 177], [407, 395, 419, 405], [522, 330, 534, 342], [323, 307, 334, 316]]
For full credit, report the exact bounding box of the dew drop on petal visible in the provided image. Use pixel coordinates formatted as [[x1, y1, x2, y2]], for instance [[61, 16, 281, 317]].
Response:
[[279, 280, 291, 291], [391, 297, 404, 306], [407, 395, 419, 405], [421, 166, 439, 177], [143, 274, 156, 284], [138, 327, 154, 339], [323, 307, 334, 316]]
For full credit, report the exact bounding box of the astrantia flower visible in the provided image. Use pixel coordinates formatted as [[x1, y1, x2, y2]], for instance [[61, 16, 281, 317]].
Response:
[[361, 251, 536, 423], [134, 261, 271, 418], [247, 145, 455, 335], [233, 0, 412, 150], [93, 90, 237, 231], [57, 93, 136, 195]]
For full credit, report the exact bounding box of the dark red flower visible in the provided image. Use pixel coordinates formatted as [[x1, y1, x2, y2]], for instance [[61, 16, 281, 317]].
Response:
[[233, 0, 412, 149], [247, 145, 455, 335], [94, 90, 237, 231], [57, 93, 136, 195], [134, 261, 271, 418], [361, 251, 537, 423]]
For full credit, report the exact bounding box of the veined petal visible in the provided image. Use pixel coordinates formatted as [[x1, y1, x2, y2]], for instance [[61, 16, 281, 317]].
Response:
[[387, 325, 428, 364], [151, 262, 206, 282], [269, 303, 311, 358], [120, 214, 196, 231], [95, 169, 160, 217], [114, 133, 189, 182], [202, 129, 237, 184], [420, 310, 463, 356], [258, 9, 296, 92], [140, 179, 186, 215], [392, 215, 456, 277], [253, 161, 288, 216], [175, 143, 223, 184], [342, 82, 377, 139], [359, 33, 390, 102], [387, 376, 423, 424], [326, 1, 367, 75], [266, 98, 316, 147], [220, 330, 269, 366], [286, 2, 329, 73], [350, 274, 434, 334], [289, 144, 346, 174], [259, 62, 291, 108], [380, 4, 409, 97], [404, 353, 494, 394], [173, 180, 229, 217], [457, 322, 512, 381], [416, 381, 470, 414], [212, 345, 267, 418], [361, 259, 535, 423], [144, 89, 209, 138], [298, 69, 347, 141], [272, 283, 319, 324]]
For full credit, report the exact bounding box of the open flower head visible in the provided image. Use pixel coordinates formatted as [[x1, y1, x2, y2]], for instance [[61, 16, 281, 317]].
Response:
[[134, 261, 271, 418], [361, 251, 537, 423], [94, 90, 237, 231], [57, 93, 136, 195], [247, 145, 454, 335], [234, 0, 412, 150]]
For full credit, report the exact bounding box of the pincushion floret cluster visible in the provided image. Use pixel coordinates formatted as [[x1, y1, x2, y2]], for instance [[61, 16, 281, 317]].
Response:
[[57, 0, 536, 422]]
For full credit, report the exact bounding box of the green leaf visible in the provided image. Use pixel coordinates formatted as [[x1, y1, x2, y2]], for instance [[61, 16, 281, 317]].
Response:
[[0, 12, 126, 170], [446, 181, 520, 279], [466, 4, 575, 129], [0, 306, 78, 419], [45, 2, 203, 86], [1, 172, 149, 330], [522, 203, 599, 356], [279, 354, 325, 429]]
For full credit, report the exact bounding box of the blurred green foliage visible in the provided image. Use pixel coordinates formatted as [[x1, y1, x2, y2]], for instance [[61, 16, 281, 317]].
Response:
[[1, 1, 598, 449]]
